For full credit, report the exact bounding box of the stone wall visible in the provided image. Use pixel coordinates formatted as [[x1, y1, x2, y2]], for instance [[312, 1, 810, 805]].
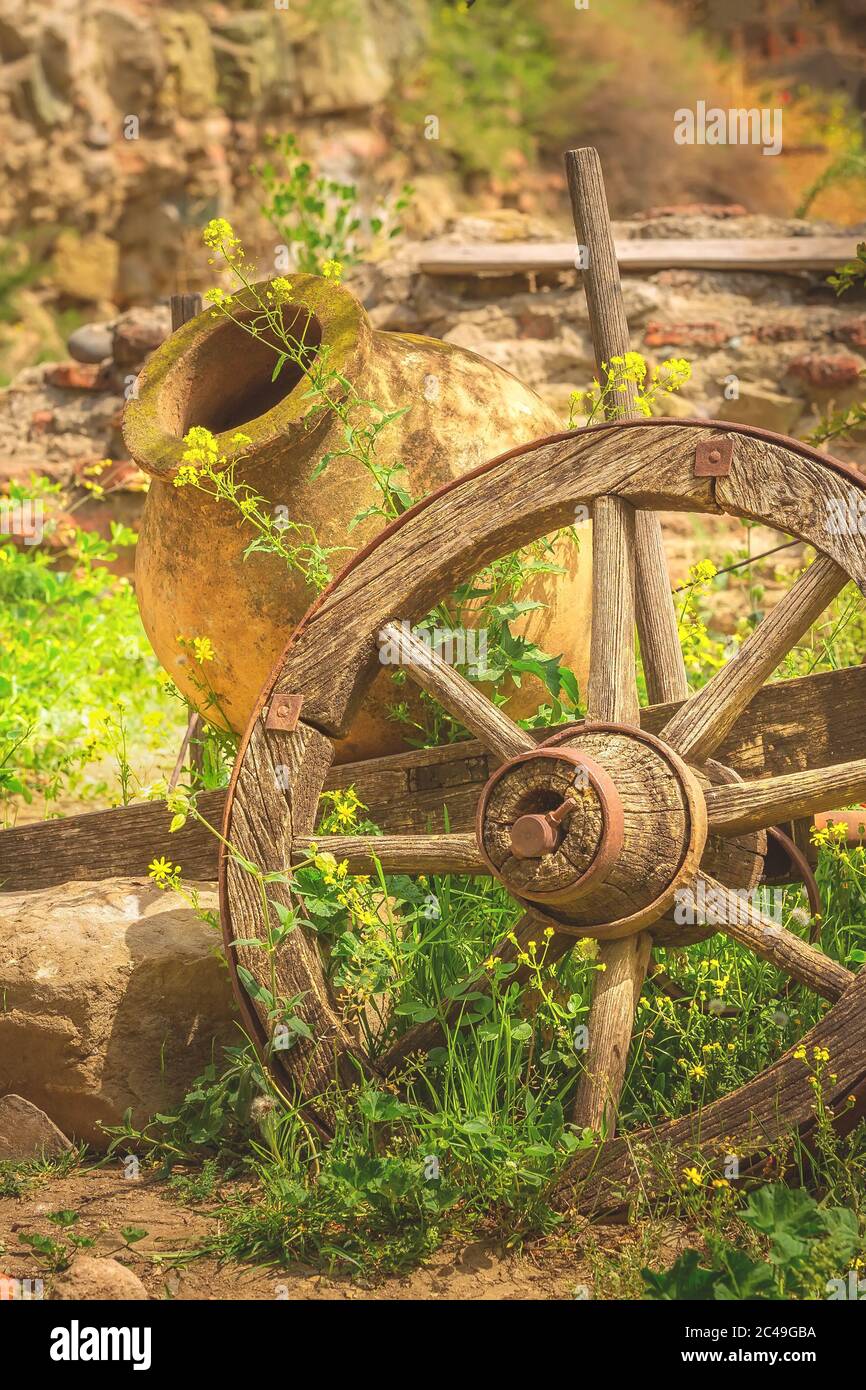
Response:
[[2, 209, 865, 542], [0, 0, 427, 306], [357, 209, 866, 473]]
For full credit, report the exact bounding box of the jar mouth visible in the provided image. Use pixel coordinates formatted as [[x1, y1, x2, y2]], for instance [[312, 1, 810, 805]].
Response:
[[122, 275, 371, 479], [164, 304, 324, 439]]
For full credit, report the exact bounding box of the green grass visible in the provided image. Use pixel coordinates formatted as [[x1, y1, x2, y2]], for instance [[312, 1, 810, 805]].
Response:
[[0, 503, 186, 824], [5, 518, 866, 1288]]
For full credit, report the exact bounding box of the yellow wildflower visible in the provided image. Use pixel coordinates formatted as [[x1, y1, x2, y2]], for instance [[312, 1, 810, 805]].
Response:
[[203, 218, 240, 251], [193, 636, 215, 664], [148, 856, 176, 882]]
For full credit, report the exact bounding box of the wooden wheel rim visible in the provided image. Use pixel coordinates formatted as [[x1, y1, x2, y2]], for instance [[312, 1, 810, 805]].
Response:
[[219, 417, 866, 1185]]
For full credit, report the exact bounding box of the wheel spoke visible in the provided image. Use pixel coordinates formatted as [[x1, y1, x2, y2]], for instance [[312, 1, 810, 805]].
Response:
[[380, 910, 573, 1072], [292, 832, 485, 876], [692, 874, 852, 1001], [572, 931, 652, 1134], [378, 621, 533, 761], [705, 759, 866, 838], [660, 555, 847, 764], [587, 495, 640, 725], [635, 509, 689, 705]]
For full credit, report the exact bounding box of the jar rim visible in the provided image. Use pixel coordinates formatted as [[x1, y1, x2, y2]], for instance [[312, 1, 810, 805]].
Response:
[[122, 275, 372, 479]]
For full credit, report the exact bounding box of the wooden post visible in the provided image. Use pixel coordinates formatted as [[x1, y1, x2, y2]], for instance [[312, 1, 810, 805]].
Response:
[[170, 293, 203, 333], [167, 291, 204, 786], [564, 147, 688, 707], [564, 148, 677, 1133]]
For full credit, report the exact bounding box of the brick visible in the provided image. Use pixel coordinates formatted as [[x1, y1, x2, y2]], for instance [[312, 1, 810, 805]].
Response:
[[644, 320, 729, 349], [754, 322, 804, 343], [832, 318, 866, 351], [45, 362, 110, 391], [516, 310, 556, 339], [29, 408, 54, 433], [787, 351, 864, 389]]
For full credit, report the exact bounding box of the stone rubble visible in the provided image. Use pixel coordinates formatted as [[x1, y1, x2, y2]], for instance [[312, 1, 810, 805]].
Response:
[[2, 209, 864, 512]]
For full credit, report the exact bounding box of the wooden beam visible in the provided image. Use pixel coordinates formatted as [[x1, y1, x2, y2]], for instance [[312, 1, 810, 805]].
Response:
[[415, 237, 857, 278], [4, 664, 866, 893]]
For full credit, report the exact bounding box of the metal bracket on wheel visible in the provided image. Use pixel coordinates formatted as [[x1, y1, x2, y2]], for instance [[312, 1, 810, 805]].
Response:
[[694, 437, 734, 477], [264, 693, 303, 732]]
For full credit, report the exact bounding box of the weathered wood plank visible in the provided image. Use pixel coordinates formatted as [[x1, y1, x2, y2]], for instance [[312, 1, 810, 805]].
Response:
[[378, 621, 532, 760], [571, 931, 652, 1134], [0, 789, 228, 893], [292, 832, 484, 875], [220, 716, 376, 1113], [587, 496, 639, 724], [567, 148, 688, 715], [635, 508, 690, 704], [661, 555, 847, 763], [562, 963, 866, 1214], [696, 874, 853, 1000], [716, 433, 866, 585], [4, 664, 866, 892], [706, 758, 866, 837], [415, 237, 858, 278]]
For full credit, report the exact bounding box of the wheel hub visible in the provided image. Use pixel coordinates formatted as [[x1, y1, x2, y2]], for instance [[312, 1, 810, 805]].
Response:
[[476, 724, 707, 937]]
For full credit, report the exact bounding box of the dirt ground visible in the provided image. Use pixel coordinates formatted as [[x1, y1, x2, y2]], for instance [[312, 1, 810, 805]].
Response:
[[0, 1167, 687, 1301]]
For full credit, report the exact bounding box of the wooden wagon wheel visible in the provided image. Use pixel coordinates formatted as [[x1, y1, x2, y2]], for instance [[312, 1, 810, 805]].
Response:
[[219, 413, 866, 1202]]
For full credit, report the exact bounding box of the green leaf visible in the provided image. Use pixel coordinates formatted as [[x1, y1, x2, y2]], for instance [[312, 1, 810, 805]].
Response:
[[236, 965, 275, 1009], [121, 1226, 148, 1245], [357, 1090, 409, 1123], [641, 1250, 723, 1301], [741, 1186, 824, 1266]]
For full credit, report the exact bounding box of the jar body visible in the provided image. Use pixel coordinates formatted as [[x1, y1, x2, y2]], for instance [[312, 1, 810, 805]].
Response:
[[125, 281, 592, 761]]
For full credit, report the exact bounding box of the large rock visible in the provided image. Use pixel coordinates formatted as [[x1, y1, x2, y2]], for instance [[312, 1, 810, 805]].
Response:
[[51, 1255, 149, 1301], [0, 1093, 72, 1160], [67, 321, 113, 364], [718, 382, 805, 435], [111, 304, 171, 370], [0, 878, 237, 1146], [52, 230, 119, 304]]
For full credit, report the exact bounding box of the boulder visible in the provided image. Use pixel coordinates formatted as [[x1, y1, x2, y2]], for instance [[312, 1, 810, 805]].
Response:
[[717, 383, 804, 435], [111, 305, 171, 370], [155, 11, 218, 119], [0, 1093, 72, 1160], [0, 879, 238, 1147], [93, 6, 167, 115], [51, 231, 119, 304], [67, 322, 113, 364], [51, 1256, 149, 1301]]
